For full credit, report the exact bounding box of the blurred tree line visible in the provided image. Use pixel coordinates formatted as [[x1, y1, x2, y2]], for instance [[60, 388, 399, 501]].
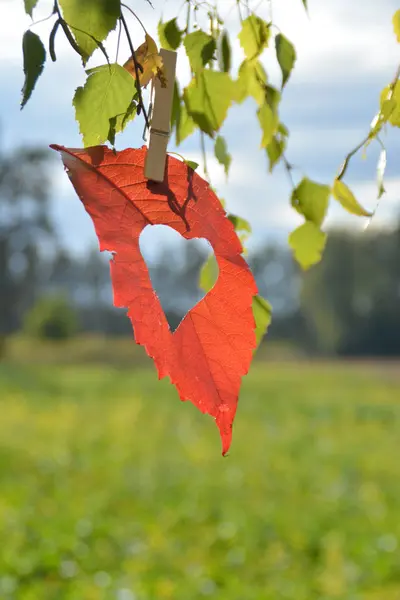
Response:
[[1, 145, 400, 356]]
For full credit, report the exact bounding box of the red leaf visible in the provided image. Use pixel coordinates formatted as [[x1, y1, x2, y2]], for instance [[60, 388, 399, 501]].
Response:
[[50, 144, 258, 454]]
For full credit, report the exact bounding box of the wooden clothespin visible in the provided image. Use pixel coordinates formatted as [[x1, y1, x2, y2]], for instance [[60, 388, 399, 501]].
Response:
[[144, 49, 177, 182]]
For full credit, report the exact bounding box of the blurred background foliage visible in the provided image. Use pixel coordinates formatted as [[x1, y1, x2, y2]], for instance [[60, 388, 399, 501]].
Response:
[[1, 142, 400, 600]]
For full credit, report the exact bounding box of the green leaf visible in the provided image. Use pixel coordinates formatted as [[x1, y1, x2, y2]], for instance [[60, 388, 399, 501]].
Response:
[[184, 31, 216, 71], [301, 0, 308, 11], [393, 9, 400, 42], [171, 81, 181, 129], [177, 103, 196, 144], [184, 70, 234, 136], [172, 82, 196, 145], [264, 84, 281, 112], [58, 0, 120, 64], [185, 160, 199, 171], [227, 214, 251, 233], [333, 179, 372, 217], [107, 100, 137, 146], [380, 83, 400, 127], [238, 15, 270, 59], [377, 148, 387, 199], [252, 295, 272, 348], [381, 97, 397, 120], [228, 213, 252, 247], [234, 60, 267, 106], [172, 82, 196, 144], [218, 30, 231, 73], [21, 31, 46, 109], [289, 221, 327, 270], [278, 122, 289, 136], [158, 18, 182, 50], [275, 33, 296, 88], [257, 102, 279, 148], [214, 136, 231, 176], [199, 254, 218, 292], [73, 63, 135, 147], [291, 178, 331, 226], [24, 0, 39, 17], [266, 134, 286, 172]]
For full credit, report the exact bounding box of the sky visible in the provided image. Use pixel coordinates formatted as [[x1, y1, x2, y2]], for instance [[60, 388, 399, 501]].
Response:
[[1, 0, 399, 258]]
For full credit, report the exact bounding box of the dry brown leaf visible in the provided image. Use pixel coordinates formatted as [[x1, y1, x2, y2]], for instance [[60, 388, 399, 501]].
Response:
[[123, 33, 166, 88]]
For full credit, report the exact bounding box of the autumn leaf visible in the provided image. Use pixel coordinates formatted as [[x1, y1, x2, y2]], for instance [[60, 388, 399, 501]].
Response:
[[50, 144, 258, 455], [199, 240, 271, 350], [124, 33, 165, 88]]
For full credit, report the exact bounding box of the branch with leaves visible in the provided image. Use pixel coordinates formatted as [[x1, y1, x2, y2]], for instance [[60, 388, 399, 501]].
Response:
[[20, 0, 400, 346]]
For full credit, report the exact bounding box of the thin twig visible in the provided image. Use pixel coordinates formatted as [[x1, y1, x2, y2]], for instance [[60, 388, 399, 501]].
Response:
[[336, 133, 371, 181], [49, 19, 61, 62], [389, 63, 400, 92], [115, 18, 122, 63], [200, 131, 210, 181], [337, 62, 400, 181], [120, 11, 150, 130], [54, 0, 83, 57], [236, 0, 243, 23], [282, 154, 296, 191], [186, 0, 191, 33], [121, 3, 148, 33], [28, 10, 57, 28]]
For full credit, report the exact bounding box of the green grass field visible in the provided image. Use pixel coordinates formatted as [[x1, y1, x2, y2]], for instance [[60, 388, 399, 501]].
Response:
[[1, 354, 400, 599]]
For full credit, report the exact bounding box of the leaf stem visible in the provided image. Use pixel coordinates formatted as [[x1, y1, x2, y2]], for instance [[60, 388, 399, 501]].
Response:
[[336, 133, 371, 181], [282, 154, 296, 191], [29, 8, 57, 28], [120, 11, 150, 131]]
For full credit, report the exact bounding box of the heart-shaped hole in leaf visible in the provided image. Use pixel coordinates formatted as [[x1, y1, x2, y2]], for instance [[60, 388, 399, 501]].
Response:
[[139, 224, 218, 331]]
